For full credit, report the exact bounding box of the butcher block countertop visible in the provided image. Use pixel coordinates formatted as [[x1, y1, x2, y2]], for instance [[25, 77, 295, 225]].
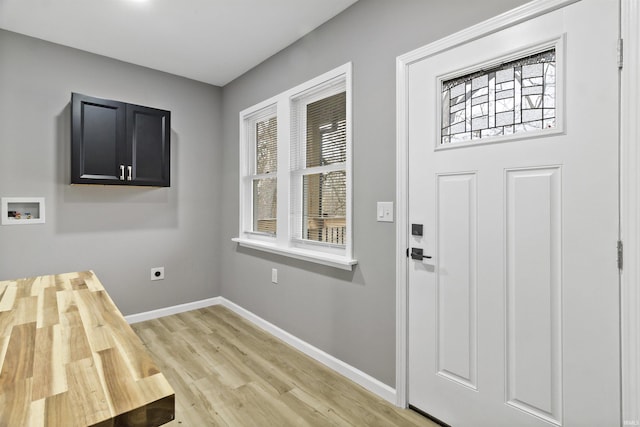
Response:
[[0, 271, 175, 426]]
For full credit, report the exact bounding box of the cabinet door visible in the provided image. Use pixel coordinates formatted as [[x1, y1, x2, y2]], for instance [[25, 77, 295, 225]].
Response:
[[126, 104, 171, 187], [71, 93, 126, 184]]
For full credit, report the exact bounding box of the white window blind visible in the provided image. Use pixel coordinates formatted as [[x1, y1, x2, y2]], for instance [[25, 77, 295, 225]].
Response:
[[250, 114, 277, 235], [291, 81, 347, 246]]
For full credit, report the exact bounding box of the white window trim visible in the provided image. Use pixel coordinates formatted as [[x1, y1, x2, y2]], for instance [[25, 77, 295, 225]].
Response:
[[233, 62, 356, 271]]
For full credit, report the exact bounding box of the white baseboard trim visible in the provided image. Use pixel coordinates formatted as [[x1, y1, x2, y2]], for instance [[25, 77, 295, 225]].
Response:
[[125, 296, 397, 405], [124, 297, 222, 324], [219, 298, 397, 405]]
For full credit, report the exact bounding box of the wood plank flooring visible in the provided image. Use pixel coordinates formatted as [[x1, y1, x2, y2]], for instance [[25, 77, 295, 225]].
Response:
[[131, 305, 437, 427]]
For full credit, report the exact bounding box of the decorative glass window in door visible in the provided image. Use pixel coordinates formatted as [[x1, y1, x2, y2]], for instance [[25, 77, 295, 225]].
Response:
[[441, 49, 556, 144]]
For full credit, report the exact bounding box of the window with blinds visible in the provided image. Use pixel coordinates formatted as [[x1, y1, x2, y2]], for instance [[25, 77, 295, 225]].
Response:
[[291, 90, 347, 246], [235, 63, 354, 269], [251, 115, 277, 234]]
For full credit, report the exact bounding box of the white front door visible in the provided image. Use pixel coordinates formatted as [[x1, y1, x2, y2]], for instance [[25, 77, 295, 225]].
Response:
[[406, 1, 620, 426]]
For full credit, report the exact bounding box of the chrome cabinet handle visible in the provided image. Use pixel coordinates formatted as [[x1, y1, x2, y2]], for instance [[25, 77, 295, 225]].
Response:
[[120, 165, 125, 180], [127, 165, 132, 181]]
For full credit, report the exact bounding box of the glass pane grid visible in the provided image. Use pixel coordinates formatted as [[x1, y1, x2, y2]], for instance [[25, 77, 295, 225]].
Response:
[[256, 117, 277, 174], [296, 90, 348, 246], [306, 92, 347, 168], [441, 48, 556, 145], [303, 172, 346, 245], [253, 178, 277, 235]]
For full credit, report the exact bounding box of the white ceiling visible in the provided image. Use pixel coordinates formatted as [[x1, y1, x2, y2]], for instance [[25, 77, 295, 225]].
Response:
[[0, 0, 358, 86]]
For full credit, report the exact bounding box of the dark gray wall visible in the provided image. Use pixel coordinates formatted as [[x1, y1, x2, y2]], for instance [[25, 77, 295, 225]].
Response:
[[220, 0, 529, 387], [0, 29, 223, 315]]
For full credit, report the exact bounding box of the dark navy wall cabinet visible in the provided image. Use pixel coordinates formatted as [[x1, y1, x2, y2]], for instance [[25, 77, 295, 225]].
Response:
[[71, 93, 171, 187]]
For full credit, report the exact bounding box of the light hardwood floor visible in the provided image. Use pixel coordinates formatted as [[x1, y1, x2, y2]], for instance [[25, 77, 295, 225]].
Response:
[[131, 305, 438, 427]]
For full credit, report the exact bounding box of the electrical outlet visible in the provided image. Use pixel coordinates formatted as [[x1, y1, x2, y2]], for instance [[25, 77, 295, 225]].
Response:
[[151, 267, 165, 281], [271, 268, 278, 284]]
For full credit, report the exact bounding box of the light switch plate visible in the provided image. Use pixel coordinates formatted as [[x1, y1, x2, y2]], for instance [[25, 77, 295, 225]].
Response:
[[377, 201, 394, 222]]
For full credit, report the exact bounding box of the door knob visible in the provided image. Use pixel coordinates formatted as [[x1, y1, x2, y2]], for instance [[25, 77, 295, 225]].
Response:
[[410, 248, 432, 260]]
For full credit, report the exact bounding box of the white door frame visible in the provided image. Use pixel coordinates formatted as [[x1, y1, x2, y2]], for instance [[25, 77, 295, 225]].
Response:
[[395, 0, 640, 423], [620, 0, 640, 424]]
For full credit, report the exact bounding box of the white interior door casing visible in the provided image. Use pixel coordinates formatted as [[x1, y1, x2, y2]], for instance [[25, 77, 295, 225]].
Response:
[[620, 0, 640, 424], [406, 1, 620, 426]]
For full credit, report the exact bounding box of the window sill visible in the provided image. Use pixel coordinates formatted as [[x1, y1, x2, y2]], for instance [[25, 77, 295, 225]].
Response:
[[232, 237, 357, 271]]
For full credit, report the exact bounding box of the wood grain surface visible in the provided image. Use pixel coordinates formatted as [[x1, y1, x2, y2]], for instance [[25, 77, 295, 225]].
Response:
[[0, 271, 174, 427], [133, 305, 438, 427]]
